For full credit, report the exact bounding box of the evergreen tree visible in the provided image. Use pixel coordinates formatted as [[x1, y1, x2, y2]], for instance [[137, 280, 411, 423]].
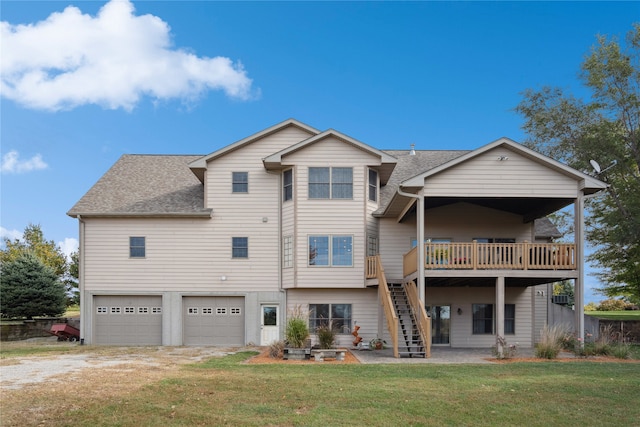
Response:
[[1, 253, 67, 319]]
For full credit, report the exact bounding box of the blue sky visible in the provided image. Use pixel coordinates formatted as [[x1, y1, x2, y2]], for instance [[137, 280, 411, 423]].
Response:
[[1, 1, 637, 303]]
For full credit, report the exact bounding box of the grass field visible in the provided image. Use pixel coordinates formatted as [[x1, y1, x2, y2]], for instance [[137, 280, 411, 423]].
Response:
[[585, 311, 640, 321], [2, 348, 639, 427]]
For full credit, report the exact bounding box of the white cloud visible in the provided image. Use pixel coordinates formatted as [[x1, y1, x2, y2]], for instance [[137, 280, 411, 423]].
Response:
[[0, 226, 23, 242], [0, 0, 255, 111], [58, 237, 79, 261], [1, 150, 48, 174]]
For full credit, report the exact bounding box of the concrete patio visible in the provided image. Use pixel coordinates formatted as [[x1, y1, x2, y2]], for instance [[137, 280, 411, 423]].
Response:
[[351, 346, 559, 364]]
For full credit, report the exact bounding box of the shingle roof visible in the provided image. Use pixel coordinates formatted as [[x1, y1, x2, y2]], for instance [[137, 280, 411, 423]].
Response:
[[67, 148, 561, 238], [533, 217, 562, 239], [67, 155, 210, 217]]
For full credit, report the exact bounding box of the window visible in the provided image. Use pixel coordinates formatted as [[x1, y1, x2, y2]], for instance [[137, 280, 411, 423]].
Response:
[[473, 238, 516, 243], [138, 307, 149, 314], [188, 307, 198, 315], [332, 168, 353, 199], [309, 167, 330, 198], [110, 307, 121, 314], [472, 304, 516, 334], [152, 307, 162, 314], [368, 169, 378, 202], [232, 172, 248, 193], [129, 236, 145, 258], [505, 304, 515, 334], [332, 236, 353, 266], [230, 307, 242, 315], [411, 238, 451, 248], [216, 307, 227, 315], [309, 304, 352, 334], [283, 169, 293, 201], [232, 237, 248, 258], [308, 167, 353, 199], [367, 235, 379, 257], [308, 235, 352, 266], [97, 307, 108, 314], [472, 304, 493, 334], [202, 308, 213, 315], [124, 307, 135, 314], [283, 235, 293, 268]]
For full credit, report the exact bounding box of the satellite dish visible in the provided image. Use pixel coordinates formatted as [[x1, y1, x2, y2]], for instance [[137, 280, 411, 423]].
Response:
[[590, 159, 601, 174]]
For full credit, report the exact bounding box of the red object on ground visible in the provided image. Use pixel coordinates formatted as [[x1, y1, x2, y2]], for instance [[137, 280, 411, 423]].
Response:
[[48, 323, 80, 341]]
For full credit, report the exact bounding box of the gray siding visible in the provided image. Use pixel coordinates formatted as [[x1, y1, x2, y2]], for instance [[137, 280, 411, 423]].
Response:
[[204, 127, 311, 289], [282, 137, 381, 289], [425, 147, 578, 198], [287, 288, 378, 347], [423, 286, 533, 348]]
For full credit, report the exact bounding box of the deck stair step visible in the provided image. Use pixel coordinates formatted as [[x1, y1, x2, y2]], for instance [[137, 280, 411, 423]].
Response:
[[387, 283, 426, 358]]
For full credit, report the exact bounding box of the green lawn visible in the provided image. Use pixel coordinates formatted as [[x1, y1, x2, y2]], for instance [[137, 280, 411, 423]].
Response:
[[586, 310, 640, 320], [5, 351, 638, 427]]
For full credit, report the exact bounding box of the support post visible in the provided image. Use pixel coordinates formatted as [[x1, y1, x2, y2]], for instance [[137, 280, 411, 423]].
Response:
[[496, 276, 505, 356], [574, 194, 585, 345], [417, 191, 425, 304], [397, 187, 426, 305]]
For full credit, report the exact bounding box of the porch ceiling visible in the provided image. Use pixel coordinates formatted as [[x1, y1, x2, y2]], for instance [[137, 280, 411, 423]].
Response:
[[425, 276, 571, 288], [402, 197, 574, 223]]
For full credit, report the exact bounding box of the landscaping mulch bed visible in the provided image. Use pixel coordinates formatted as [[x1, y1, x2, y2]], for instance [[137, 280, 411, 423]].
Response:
[[246, 348, 360, 364], [489, 356, 640, 363]]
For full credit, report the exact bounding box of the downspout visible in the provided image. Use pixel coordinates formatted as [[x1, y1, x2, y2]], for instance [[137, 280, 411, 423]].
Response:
[[77, 215, 86, 344], [397, 187, 425, 304]]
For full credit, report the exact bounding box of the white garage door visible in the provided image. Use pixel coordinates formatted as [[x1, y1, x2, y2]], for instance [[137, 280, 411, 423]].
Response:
[[183, 296, 245, 346], [94, 295, 162, 345]]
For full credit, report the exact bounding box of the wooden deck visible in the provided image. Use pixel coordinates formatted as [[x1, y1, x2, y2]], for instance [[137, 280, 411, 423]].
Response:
[[366, 242, 576, 279]]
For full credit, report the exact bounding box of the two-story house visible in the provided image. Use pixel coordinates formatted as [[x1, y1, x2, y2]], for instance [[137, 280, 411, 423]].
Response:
[[68, 119, 606, 356]]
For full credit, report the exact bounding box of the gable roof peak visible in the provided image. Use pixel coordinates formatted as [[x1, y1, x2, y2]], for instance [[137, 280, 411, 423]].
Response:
[[188, 118, 321, 182]]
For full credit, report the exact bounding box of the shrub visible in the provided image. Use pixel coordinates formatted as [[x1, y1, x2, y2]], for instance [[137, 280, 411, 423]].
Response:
[[535, 324, 570, 359], [574, 342, 596, 358], [561, 334, 579, 351], [316, 321, 337, 349], [268, 340, 285, 358], [584, 302, 598, 311], [492, 335, 518, 359], [285, 306, 309, 348], [597, 299, 627, 311], [611, 343, 632, 359]]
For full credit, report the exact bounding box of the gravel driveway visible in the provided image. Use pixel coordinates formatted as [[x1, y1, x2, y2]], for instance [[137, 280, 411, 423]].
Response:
[[0, 338, 249, 390]]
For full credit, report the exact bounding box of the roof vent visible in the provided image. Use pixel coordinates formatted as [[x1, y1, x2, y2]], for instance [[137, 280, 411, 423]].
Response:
[[409, 143, 416, 156]]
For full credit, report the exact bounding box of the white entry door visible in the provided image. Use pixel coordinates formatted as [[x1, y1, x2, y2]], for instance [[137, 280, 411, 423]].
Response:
[[260, 305, 279, 345]]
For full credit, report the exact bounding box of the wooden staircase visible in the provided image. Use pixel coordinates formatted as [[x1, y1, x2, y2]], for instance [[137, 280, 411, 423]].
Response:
[[371, 255, 430, 358], [389, 284, 427, 357]]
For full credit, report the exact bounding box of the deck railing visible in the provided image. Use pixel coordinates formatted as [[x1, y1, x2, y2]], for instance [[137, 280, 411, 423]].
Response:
[[373, 256, 399, 358], [398, 242, 576, 277]]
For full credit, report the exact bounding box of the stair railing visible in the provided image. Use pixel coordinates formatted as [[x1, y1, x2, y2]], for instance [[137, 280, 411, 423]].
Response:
[[403, 281, 431, 358], [374, 255, 399, 358]]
